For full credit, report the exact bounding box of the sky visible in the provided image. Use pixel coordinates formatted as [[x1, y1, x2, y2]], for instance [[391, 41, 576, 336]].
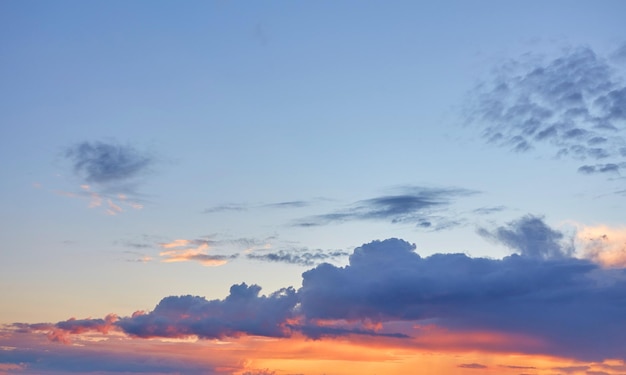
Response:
[[1, 1, 626, 374]]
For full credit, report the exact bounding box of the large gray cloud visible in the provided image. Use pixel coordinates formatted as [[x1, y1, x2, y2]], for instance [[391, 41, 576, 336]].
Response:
[[468, 46, 626, 175]]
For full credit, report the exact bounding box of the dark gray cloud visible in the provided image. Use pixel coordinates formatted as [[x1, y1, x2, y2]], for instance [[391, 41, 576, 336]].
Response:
[[16, 218, 626, 361], [247, 248, 349, 266], [477, 215, 574, 259], [298, 236, 626, 361], [468, 46, 626, 175], [65, 141, 153, 185], [118, 283, 298, 339], [294, 187, 476, 230]]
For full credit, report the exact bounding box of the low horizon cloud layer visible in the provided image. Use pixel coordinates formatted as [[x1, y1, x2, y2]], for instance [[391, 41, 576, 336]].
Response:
[[7, 216, 626, 367]]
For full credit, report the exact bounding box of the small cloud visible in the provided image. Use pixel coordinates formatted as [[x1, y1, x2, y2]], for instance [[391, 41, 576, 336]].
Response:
[[59, 140, 153, 215], [263, 200, 310, 209], [472, 205, 506, 215], [552, 365, 590, 373], [478, 215, 574, 259], [203, 203, 249, 213], [65, 141, 153, 185], [577, 163, 621, 174], [158, 238, 236, 267], [458, 363, 488, 369], [247, 248, 349, 266]]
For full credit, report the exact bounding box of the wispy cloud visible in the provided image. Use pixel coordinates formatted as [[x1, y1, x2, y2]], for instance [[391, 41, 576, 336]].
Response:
[[458, 363, 488, 369], [58, 140, 154, 214], [202, 203, 249, 213], [247, 248, 349, 266], [467, 46, 626, 175], [158, 239, 237, 267], [294, 186, 477, 230], [203, 200, 313, 214]]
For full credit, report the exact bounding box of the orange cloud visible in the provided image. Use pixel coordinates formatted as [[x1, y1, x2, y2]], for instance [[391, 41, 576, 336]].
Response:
[[158, 239, 234, 266], [576, 225, 626, 268]]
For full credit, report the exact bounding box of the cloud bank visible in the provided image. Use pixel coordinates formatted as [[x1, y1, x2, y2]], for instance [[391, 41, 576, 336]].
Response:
[[12, 217, 626, 363]]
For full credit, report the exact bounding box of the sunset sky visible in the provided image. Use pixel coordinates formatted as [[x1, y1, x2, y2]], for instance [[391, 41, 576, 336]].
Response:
[[2, 1, 626, 374]]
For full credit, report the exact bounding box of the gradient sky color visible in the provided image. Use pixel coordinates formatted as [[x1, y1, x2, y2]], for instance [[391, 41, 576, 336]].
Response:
[[2, 1, 626, 374]]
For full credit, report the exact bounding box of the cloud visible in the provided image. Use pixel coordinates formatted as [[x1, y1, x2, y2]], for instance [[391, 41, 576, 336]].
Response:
[[158, 238, 237, 266], [65, 141, 153, 185], [247, 248, 349, 266], [576, 225, 626, 268], [298, 236, 626, 361], [58, 141, 153, 214], [458, 363, 488, 369], [203, 200, 314, 214], [0, 327, 240, 375], [294, 186, 477, 230], [472, 205, 507, 215], [577, 163, 623, 175], [263, 201, 310, 209], [467, 46, 626, 175], [477, 215, 574, 259], [118, 283, 298, 339], [203, 203, 249, 213], [14, 221, 626, 361]]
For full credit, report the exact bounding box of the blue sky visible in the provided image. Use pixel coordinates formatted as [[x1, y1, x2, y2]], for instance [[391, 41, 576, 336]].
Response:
[[2, 2, 626, 374]]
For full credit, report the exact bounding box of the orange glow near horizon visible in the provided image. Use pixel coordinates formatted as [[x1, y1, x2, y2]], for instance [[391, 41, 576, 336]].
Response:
[[2, 326, 626, 375]]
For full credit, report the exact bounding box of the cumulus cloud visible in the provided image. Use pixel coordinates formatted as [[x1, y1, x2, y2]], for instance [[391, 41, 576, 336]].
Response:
[[468, 46, 626, 175], [118, 283, 298, 339], [477, 215, 574, 259], [294, 186, 476, 230], [298, 237, 626, 361], [14, 221, 626, 361]]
